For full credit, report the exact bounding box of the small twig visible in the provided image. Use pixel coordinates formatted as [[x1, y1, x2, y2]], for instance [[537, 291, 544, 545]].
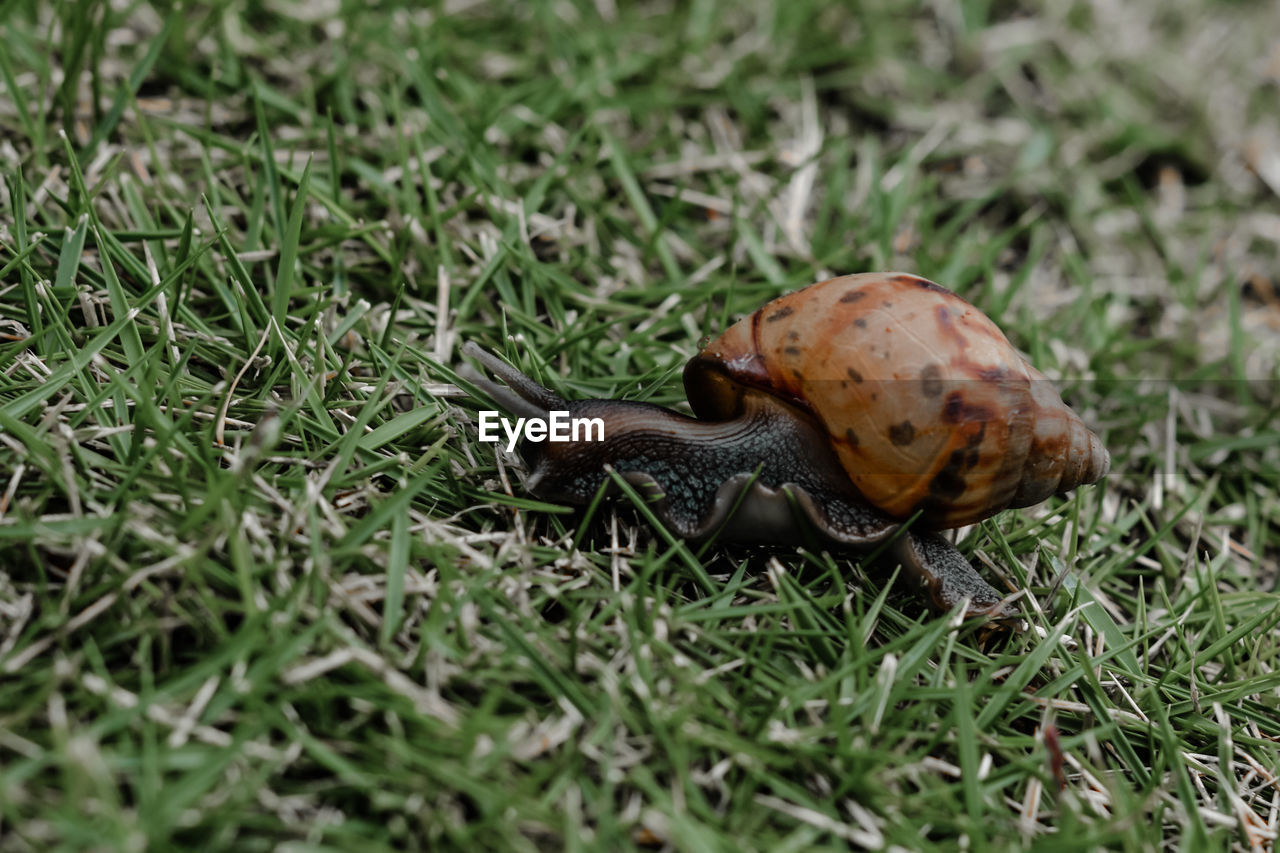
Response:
[[215, 326, 271, 447]]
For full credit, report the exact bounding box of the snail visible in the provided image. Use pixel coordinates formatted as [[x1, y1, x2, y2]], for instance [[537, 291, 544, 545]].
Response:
[[460, 272, 1109, 622]]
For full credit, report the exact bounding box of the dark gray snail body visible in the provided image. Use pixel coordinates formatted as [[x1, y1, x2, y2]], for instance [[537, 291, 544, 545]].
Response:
[[461, 273, 1110, 622]]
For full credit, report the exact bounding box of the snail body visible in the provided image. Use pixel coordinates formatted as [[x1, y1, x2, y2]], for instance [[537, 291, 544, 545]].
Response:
[[462, 273, 1109, 621]]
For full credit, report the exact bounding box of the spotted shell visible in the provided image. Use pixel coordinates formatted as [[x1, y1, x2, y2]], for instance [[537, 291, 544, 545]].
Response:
[[682, 273, 1110, 528]]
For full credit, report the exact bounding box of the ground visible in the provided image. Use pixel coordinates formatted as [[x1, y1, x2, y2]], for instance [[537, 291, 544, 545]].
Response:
[[1, 0, 1279, 850]]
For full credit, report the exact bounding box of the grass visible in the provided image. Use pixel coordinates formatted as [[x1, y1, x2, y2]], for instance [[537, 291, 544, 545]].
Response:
[[1, 0, 1279, 849]]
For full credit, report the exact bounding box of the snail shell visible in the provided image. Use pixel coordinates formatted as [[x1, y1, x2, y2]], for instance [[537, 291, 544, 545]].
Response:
[[683, 272, 1109, 528]]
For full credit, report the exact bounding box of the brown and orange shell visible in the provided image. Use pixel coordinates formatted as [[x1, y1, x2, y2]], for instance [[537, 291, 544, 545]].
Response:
[[682, 273, 1109, 528]]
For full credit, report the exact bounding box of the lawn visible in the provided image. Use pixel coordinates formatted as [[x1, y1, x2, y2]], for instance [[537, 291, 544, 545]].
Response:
[[2, 0, 1279, 850]]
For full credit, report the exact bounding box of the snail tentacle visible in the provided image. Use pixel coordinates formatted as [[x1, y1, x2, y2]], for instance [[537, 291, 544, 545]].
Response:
[[459, 341, 565, 422]]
